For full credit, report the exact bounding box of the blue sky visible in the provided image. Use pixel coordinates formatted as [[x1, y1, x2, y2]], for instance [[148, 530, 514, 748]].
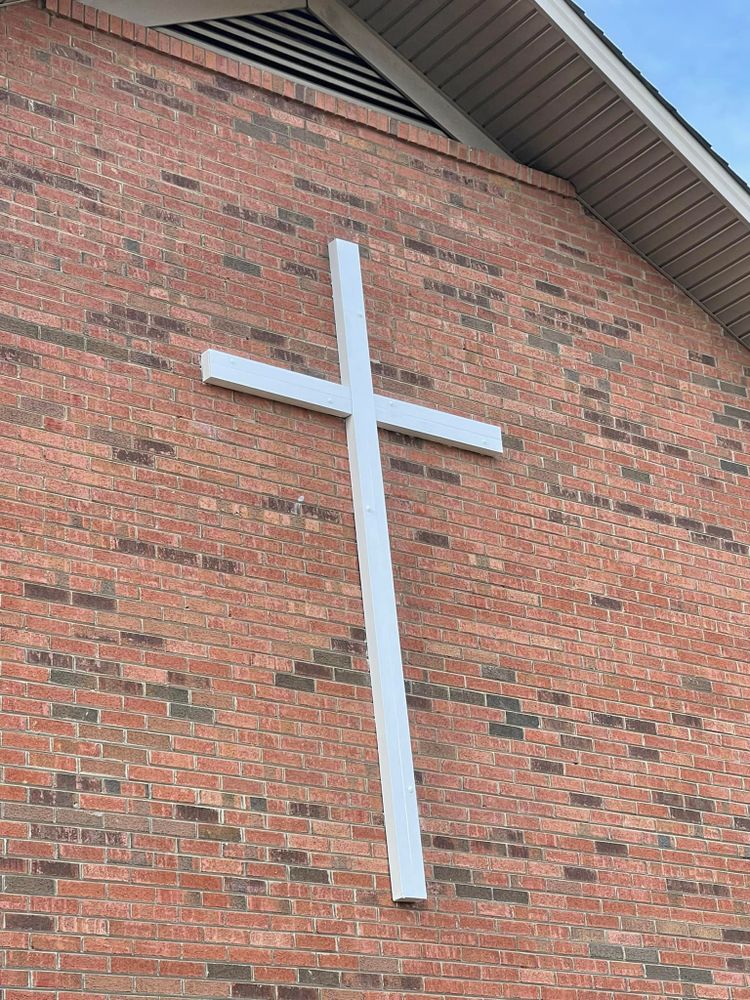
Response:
[[579, 0, 750, 183]]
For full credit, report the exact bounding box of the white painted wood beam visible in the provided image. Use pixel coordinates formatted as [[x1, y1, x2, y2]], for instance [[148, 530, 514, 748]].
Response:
[[202, 350, 502, 456], [308, 0, 509, 155], [201, 239, 503, 902], [328, 237, 426, 903], [375, 395, 502, 456]]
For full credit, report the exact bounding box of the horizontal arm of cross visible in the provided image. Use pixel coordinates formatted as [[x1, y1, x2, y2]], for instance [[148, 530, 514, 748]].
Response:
[[201, 349, 503, 456]]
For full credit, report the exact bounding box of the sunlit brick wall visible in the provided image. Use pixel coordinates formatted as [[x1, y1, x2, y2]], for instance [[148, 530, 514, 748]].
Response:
[[1, 4, 749, 998]]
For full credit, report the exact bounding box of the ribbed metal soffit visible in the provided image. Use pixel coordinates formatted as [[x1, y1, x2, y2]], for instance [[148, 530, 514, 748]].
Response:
[[341, 0, 750, 348], [165, 8, 446, 132]]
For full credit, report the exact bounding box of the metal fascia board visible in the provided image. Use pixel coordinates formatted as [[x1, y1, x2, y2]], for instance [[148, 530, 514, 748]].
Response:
[[87, 1, 306, 27]]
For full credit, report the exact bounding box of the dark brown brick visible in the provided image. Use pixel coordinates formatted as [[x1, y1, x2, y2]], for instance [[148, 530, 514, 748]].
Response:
[[72, 592, 117, 611], [116, 538, 156, 557], [113, 448, 154, 467], [5, 913, 54, 930], [231, 987, 275, 999], [207, 964, 255, 981], [644, 965, 680, 981], [277, 988, 319, 1000], [563, 867, 597, 882], [433, 865, 472, 883], [455, 883, 493, 900], [157, 546, 198, 566], [51, 704, 99, 722], [289, 802, 329, 820], [671, 712, 702, 729], [175, 804, 219, 823], [570, 793, 602, 808], [415, 529, 450, 548], [270, 849, 309, 865], [24, 583, 70, 603], [531, 758, 564, 775], [589, 943, 624, 960], [590, 594, 623, 611], [289, 867, 330, 884], [595, 841, 628, 857], [201, 555, 242, 574], [276, 673, 315, 692], [32, 99, 74, 122], [29, 861, 79, 877], [199, 824, 242, 842], [223, 254, 260, 276], [723, 929, 750, 943], [536, 279, 565, 297], [592, 713, 623, 728], [492, 888, 529, 904], [50, 668, 97, 690]]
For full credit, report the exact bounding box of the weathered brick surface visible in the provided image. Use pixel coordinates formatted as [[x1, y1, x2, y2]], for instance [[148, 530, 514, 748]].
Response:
[[1, 3, 749, 998]]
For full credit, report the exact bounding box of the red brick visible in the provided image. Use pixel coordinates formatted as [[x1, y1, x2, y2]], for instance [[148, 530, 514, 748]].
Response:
[[0, 3, 748, 1000]]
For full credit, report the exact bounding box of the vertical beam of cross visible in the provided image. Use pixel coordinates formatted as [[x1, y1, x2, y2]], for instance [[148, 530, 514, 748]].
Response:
[[328, 240, 425, 902], [201, 239, 502, 902]]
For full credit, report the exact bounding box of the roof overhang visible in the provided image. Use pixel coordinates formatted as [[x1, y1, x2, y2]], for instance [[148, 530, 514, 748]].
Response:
[[62, 0, 750, 349]]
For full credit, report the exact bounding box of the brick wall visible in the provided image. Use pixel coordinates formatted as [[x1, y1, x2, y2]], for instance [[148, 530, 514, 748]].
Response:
[[1, 4, 749, 998]]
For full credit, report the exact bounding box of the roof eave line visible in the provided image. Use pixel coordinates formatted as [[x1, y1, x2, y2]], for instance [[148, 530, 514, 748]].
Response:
[[532, 0, 750, 226], [579, 196, 748, 350]]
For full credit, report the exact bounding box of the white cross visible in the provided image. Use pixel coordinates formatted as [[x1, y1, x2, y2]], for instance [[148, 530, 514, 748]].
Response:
[[201, 239, 502, 901]]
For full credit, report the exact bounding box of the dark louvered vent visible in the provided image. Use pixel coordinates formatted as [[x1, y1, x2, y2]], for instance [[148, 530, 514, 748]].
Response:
[[165, 8, 446, 133]]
